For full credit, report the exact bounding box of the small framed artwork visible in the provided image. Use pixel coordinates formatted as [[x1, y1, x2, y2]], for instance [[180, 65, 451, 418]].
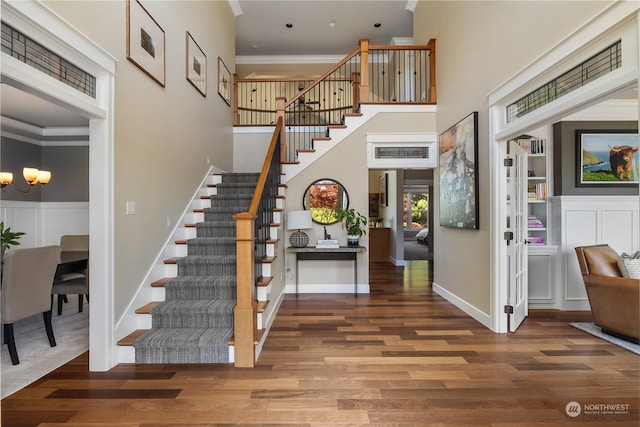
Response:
[[218, 57, 231, 106], [379, 173, 388, 207], [126, 0, 165, 87], [576, 130, 639, 186], [186, 32, 206, 96], [438, 111, 479, 229]]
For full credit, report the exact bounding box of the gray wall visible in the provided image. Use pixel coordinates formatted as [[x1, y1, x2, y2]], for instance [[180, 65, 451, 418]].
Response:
[[0, 138, 88, 202], [553, 121, 638, 196]]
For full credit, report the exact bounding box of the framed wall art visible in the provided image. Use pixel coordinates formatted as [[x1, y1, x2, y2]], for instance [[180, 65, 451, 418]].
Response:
[[379, 173, 388, 207], [438, 111, 479, 229], [126, 0, 165, 87], [186, 31, 206, 96], [218, 57, 231, 106], [576, 130, 639, 186]]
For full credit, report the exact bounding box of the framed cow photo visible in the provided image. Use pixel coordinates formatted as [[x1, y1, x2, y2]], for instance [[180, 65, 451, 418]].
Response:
[[576, 130, 639, 187]]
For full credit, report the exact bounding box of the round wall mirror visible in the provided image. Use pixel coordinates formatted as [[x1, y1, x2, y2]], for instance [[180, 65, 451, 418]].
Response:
[[303, 178, 349, 225]]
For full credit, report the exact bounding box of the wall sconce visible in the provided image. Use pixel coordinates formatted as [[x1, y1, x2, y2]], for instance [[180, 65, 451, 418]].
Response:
[[287, 210, 312, 248], [0, 167, 52, 193]]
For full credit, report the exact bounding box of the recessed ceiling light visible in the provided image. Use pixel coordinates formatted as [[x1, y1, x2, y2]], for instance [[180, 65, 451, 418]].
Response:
[[373, 23, 381, 28], [285, 23, 293, 28], [329, 21, 336, 29]]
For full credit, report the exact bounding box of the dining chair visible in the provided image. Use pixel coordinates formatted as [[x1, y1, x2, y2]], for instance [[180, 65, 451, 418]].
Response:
[[51, 266, 89, 315], [58, 234, 89, 281], [1, 245, 61, 365], [53, 234, 89, 314]]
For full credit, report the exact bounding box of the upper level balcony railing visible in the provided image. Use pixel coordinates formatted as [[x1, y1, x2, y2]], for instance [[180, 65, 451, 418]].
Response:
[[233, 39, 436, 162]]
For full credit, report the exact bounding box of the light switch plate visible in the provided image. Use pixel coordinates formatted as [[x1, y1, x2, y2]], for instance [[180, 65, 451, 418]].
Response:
[[126, 201, 136, 215]]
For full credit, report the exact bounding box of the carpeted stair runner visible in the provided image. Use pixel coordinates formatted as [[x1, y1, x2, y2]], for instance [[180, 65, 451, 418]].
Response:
[[134, 173, 259, 363]]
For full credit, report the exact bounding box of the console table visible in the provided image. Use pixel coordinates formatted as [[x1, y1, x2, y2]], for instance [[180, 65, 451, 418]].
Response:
[[287, 246, 366, 295]]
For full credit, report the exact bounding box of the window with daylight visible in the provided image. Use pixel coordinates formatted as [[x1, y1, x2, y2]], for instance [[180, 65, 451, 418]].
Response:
[[403, 192, 429, 230]]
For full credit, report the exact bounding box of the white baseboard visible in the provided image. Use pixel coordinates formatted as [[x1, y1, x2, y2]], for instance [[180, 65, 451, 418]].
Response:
[[432, 281, 492, 330], [561, 299, 592, 311]]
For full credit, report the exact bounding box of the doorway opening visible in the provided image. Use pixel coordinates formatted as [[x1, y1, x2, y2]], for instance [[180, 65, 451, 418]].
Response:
[[403, 188, 431, 260]]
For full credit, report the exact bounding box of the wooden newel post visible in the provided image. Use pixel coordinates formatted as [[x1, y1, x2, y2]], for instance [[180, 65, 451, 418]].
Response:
[[276, 97, 287, 161], [233, 74, 239, 125], [359, 39, 370, 103], [233, 211, 257, 367], [352, 72, 361, 112], [427, 39, 437, 103]]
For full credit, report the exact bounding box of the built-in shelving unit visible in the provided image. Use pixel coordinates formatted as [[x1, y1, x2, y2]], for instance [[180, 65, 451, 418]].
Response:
[[512, 134, 550, 246], [509, 127, 559, 309]]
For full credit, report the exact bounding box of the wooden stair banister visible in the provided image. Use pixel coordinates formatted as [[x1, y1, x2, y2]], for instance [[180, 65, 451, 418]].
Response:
[[283, 45, 361, 113], [232, 116, 283, 368]]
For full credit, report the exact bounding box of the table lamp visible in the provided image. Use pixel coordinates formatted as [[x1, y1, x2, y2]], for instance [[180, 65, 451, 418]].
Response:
[[287, 210, 312, 248]]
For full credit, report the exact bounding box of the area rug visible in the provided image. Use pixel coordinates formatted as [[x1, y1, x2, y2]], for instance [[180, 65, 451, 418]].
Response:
[[570, 322, 640, 356]]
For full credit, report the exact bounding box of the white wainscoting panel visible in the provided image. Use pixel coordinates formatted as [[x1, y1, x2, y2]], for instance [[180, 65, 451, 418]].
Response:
[[0, 202, 41, 248], [550, 196, 639, 311], [528, 245, 559, 309], [0, 201, 89, 248]]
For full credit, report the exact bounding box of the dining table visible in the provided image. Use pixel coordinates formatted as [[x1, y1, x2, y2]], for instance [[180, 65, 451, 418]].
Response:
[[56, 251, 89, 277]]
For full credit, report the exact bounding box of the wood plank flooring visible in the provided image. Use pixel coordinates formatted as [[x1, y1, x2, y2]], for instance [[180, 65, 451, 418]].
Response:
[[2, 261, 639, 426]]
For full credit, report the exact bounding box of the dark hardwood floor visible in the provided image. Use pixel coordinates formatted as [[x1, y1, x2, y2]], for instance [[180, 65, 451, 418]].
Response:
[[2, 260, 638, 426]]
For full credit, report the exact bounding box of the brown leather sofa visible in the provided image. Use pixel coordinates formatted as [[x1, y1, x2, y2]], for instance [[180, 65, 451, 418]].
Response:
[[575, 244, 639, 343]]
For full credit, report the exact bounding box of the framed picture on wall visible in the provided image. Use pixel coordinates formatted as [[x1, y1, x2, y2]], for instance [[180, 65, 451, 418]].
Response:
[[186, 31, 206, 96], [438, 111, 479, 229], [218, 57, 231, 106], [379, 173, 388, 207], [126, 0, 165, 87], [576, 130, 639, 186]]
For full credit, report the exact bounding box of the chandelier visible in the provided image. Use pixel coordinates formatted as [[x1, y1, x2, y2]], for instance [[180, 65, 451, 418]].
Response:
[[0, 167, 52, 193]]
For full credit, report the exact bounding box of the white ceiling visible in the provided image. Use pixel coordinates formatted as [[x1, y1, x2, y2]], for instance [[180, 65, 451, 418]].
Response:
[[234, 0, 414, 56]]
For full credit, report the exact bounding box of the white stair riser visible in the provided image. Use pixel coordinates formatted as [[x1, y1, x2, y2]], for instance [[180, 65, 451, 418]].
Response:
[[262, 263, 271, 278], [184, 212, 204, 224], [138, 314, 152, 329], [118, 346, 135, 363], [152, 287, 165, 301]]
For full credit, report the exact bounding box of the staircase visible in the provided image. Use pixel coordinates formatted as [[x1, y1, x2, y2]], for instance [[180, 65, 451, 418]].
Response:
[[132, 173, 260, 363]]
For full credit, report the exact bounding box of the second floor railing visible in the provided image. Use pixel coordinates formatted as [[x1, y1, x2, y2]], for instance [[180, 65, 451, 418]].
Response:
[[233, 39, 436, 162]]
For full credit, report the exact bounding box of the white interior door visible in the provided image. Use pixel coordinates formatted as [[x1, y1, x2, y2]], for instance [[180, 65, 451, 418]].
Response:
[[508, 140, 528, 332]]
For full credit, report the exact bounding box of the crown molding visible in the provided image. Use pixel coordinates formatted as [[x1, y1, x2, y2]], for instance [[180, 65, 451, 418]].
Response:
[[1, 116, 89, 145]]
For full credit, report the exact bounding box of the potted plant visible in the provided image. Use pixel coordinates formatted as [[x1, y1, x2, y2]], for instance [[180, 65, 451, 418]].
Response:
[[336, 208, 368, 247], [1, 221, 25, 259]]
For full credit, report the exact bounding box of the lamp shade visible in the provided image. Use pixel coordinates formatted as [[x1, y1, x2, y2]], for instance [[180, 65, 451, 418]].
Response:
[[287, 210, 312, 230]]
